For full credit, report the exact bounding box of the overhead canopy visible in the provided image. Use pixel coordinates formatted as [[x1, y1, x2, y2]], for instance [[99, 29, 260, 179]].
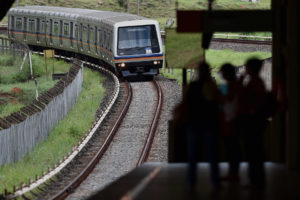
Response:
[[0, 0, 15, 21]]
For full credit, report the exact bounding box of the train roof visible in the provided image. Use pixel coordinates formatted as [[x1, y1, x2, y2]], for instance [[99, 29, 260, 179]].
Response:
[[9, 6, 150, 25]]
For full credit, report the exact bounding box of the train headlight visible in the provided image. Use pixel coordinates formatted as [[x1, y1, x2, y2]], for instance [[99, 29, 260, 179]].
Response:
[[118, 63, 126, 68], [154, 61, 158, 65]]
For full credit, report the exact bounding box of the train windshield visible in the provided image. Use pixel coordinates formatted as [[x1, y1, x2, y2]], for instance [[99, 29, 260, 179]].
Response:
[[117, 25, 160, 56]]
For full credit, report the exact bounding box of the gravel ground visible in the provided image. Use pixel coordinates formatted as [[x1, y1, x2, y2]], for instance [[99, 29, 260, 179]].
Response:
[[147, 75, 182, 162], [66, 81, 167, 200]]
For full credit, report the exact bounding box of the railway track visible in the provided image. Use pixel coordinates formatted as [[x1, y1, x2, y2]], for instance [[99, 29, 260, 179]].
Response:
[[66, 80, 163, 200], [4, 50, 163, 199]]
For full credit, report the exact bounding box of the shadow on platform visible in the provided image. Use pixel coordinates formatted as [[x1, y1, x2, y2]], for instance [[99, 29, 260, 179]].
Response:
[[87, 162, 300, 200]]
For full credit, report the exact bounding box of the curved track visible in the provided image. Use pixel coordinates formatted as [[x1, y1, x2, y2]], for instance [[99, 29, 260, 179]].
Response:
[[65, 81, 163, 200], [49, 81, 132, 200], [136, 80, 163, 167]]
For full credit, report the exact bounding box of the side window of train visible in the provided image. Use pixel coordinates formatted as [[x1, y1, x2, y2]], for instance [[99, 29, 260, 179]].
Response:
[[98, 29, 101, 47], [90, 27, 94, 44], [60, 20, 63, 36], [103, 30, 106, 48], [83, 26, 87, 43], [54, 21, 59, 36], [70, 22, 74, 47], [107, 32, 110, 50], [23, 17, 27, 40], [28, 19, 35, 33], [64, 23, 69, 37], [41, 20, 45, 33], [94, 26, 97, 45], [36, 18, 40, 42], [49, 19, 53, 34], [87, 25, 90, 43], [70, 22, 73, 38], [23, 17, 27, 31], [11, 16, 15, 29], [75, 24, 78, 40], [16, 17, 22, 31], [37, 18, 40, 32]]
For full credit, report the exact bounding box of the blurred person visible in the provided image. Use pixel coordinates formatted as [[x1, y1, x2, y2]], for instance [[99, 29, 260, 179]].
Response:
[[239, 58, 267, 189], [175, 62, 221, 189], [219, 63, 241, 182]]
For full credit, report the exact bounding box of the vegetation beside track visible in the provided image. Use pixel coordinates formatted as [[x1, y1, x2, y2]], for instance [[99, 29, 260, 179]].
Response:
[[0, 54, 70, 118], [161, 49, 272, 84], [0, 66, 105, 194]]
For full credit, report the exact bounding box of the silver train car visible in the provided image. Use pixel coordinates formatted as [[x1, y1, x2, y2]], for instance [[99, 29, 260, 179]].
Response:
[[7, 6, 163, 77]]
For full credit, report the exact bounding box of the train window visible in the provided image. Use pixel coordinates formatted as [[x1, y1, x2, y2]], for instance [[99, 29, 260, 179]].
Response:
[[75, 24, 78, 39], [90, 27, 94, 43], [16, 18, 22, 30], [117, 25, 160, 55], [70, 22, 73, 38], [50, 20, 53, 33], [37, 18, 40, 42], [37, 18, 40, 32], [60, 20, 63, 36], [94, 26, 97, 44], [23, 17, 27, 31], [87, 25, 90, 42], [70, 22, 74, 47], [103, 30, 106, 48], [107, 32, 111, 50], [54, 22, 59, 36], [41, 20, 45, 33], [98, 29, 101, 47], [79, 24, 82, 41], [83, 26, 87, 42], [11, 16, 15, 29], [28, 19, 35, 33], [64, 23, 69, 36]]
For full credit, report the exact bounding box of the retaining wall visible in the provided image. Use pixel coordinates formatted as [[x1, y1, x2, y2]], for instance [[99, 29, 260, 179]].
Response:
[[0, 59, 83, 167]]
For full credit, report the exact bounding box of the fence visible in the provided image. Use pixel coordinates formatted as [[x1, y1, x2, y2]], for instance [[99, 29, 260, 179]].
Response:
[[0, 59, 83, 167]]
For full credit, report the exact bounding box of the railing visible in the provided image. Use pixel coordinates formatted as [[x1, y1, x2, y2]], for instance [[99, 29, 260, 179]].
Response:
[[0, 59, 84, 167]]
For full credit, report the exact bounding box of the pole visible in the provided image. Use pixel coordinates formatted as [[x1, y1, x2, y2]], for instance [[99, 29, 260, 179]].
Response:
[[45, 54, 48, 79], [127, 0, 130, 13], [28, 51, 33, 79], [137, 0, 139, 15]]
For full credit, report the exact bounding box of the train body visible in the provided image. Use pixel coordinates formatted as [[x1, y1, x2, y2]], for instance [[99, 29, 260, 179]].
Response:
[[7, 6, 163, 77]]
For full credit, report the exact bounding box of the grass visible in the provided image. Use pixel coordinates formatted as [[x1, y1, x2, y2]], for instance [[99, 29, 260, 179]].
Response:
[[161, 49, 272, 84], [0, 67, 105, 194], [165, 29, 204, 69], [0, 54, 70, 118], [214, 32, 272, 40]]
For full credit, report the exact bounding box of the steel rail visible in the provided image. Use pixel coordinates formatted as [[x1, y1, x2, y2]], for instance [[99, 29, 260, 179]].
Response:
[[136, 80, 163, 167], [50, 81, 132, 200]]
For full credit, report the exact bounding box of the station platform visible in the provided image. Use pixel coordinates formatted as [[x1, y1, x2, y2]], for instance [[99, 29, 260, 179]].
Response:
[[87, 162, 300, 200]]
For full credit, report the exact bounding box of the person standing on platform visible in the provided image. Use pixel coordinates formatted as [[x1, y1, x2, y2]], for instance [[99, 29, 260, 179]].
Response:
[[219, 63, 241, 182], [178, 62, 221, 189], [239, 58, 267, 189]]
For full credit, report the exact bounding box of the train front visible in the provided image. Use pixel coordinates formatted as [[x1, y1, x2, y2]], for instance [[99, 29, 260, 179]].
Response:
[[114, 20, 163, 77]]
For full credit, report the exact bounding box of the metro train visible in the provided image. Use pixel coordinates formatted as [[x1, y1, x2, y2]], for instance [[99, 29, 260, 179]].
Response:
[[7, 6, 163, 78]]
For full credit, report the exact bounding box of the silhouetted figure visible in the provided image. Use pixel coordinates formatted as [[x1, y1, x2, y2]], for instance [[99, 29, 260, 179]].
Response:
[[219, 63, 241, 182], [240, 58, 267, 189], [183, 62, 221, 188]]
